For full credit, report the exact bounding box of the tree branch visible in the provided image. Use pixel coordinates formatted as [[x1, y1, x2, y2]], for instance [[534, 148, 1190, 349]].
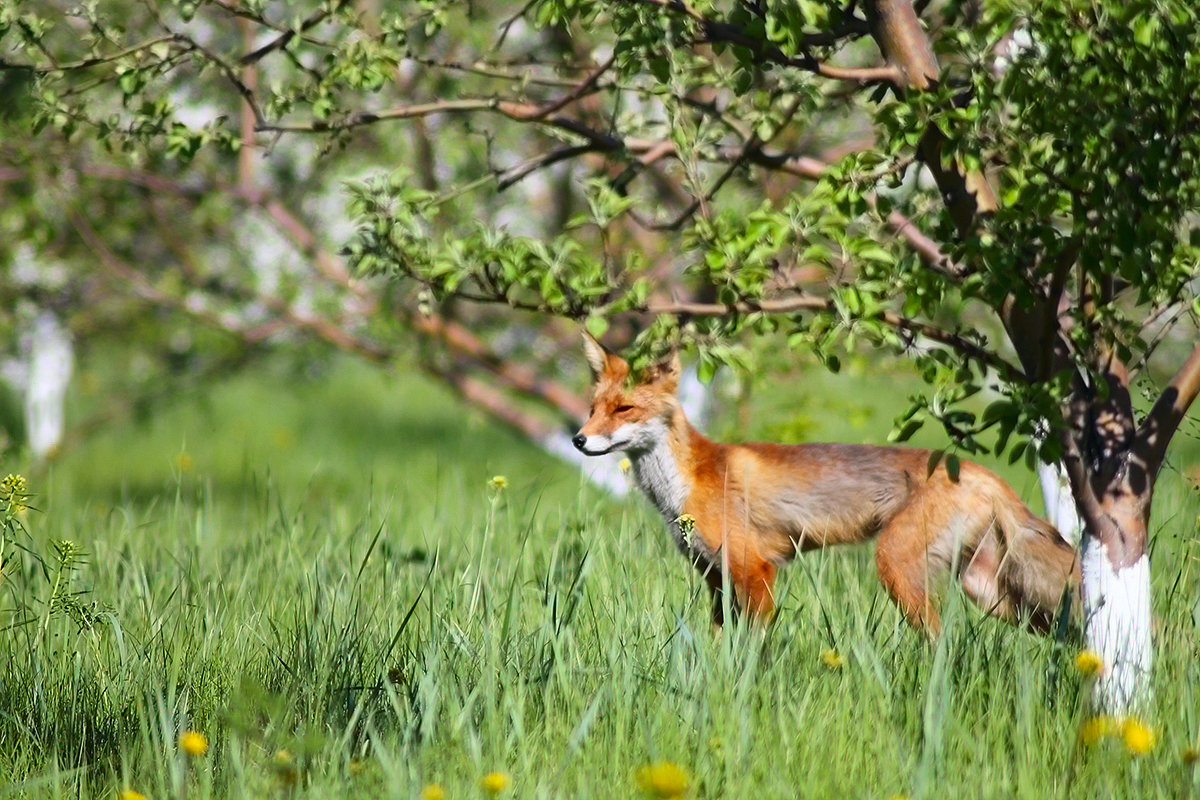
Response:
[[1137, 338, 1200, 476], [617, 0, 898, 85], [640, 294, 1018, 378]]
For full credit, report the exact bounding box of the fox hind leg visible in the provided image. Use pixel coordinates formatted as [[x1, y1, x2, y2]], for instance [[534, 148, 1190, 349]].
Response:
[[959, 527, 1019, 623]]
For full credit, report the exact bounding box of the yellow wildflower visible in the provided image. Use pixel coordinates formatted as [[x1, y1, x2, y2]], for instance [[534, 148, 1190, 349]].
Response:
[[119, 790, 147, 800], [178, 730, 208, 756], [271, 427, 295, 450], [1074, 650, 1103, 677], [480, 771, 511, 794], [421, 784, 446, 800], [1079, 716, 1117, 746], [821, 648, 846, 669], [635, 761, 689, 798], [489, 475, 508, 490], [619, 458, 632, 473], [675, 514, 696, 533], [174, 453, 195, 473], [1181, 746, 1199, 765], [1122, 717, 1156, 755], [271, 749, 298, 784]]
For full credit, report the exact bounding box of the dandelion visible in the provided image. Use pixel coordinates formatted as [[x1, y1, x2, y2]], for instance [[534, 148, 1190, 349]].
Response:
[[619, 458, 632, 473], [271, 427, 295, 450], [488, 475, 508, 490], [178, 730, 208, 757], [635, 761, 689, 798], [271, 749, 299, 785], [821, 648, 846, 669], [1078, 716, 1117, 746], [1181, 746, 1199, 765], [1122, 717, 1156, 755], [119, 790, 147, 800], [1074, 650, 1103, 677], [479, 771, 511, 795], [421, 784, 446, 800]]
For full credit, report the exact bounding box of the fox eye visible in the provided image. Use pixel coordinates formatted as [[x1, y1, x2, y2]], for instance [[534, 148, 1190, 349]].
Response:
[[615, 404, 635, 414]]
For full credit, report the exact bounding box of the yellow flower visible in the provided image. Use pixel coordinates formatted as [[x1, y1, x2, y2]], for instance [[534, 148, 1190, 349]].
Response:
[[271, 749, 298, 784], [488, 475, 508, 490], [619, 458, 632, 473], [178, 730, 208, 756], [480, 771, 511, 794], [272, 427, 295, 450], [119, 790, 147, 800], [635, 761, 689, 798], [821, 648, 846, 669], [1074, 650, 1103, 677], [1181, 746, 1199, 765], [174, 453, 195, 473], [1122, 717, 1156, 755], [1079, 716, 1117, 746], [421, 784, 446, 800], [675, 514, 696, 533], [887, 795, 910, 800]]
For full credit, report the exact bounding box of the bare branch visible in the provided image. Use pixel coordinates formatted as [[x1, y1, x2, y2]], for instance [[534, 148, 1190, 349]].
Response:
[[238, 1, 347, 65], [1137, 338, 1200, 476]]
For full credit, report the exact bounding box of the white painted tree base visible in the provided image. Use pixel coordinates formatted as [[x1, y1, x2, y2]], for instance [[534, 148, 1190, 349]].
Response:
[[1038, 460, 1082, 545], [27, 312, 74, 458], [1081, 536, 1152, 712]]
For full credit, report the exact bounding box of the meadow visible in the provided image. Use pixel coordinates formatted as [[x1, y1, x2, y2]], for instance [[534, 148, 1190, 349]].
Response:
[[2, 355, 1199, 799]]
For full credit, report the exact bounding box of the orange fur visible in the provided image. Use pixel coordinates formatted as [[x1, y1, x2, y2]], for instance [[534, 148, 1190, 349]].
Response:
[[573, 335, 1080, 633]]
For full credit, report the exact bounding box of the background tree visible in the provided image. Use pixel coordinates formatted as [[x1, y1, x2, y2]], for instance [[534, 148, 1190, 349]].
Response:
[[4, 0, 1199, 711]]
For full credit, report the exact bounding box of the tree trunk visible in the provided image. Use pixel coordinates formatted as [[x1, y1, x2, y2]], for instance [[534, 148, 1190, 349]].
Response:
[[1074, 475, 1154, 712], [1080, 529, 1152, 711], [1038, 459, 1081, 544]]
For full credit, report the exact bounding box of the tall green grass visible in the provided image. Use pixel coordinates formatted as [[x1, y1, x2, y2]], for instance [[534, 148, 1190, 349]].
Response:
[[2, 357, 1198, 799]]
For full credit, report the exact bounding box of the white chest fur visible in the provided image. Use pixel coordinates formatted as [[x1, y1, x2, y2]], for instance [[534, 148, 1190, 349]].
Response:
[[629, 431, 688, 526]]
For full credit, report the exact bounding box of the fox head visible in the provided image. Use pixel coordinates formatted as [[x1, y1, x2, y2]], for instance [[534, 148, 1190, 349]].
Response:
[[572, 334, 681, 456]]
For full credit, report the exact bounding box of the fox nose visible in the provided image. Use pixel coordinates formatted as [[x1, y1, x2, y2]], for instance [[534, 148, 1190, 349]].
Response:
[[571, 434, 587, 451]]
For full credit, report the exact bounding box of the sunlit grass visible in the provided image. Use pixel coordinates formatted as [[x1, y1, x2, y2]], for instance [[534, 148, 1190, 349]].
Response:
[[1, 357, 1197, 798]]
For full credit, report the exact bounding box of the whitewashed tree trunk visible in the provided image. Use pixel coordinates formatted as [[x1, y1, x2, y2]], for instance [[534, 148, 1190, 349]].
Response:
[[25, 312, 74, 459], [1041, 435, 1151, 712], [1080, 532, 1153, 712], [1037, 460, 1082, 544]]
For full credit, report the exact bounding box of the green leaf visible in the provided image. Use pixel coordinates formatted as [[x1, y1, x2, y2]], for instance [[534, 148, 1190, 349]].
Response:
[[585, 315, 609, 339], [891, 418, 924, 443], [945, 453, 960, 482]]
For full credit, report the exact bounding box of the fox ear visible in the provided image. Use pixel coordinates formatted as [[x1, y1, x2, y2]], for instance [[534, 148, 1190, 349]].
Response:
[[582, 332, 610, 376], [645, 350, 681, 391]]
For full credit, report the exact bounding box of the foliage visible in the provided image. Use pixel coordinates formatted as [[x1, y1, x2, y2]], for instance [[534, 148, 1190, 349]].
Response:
[[3, 0, 1197, 467]]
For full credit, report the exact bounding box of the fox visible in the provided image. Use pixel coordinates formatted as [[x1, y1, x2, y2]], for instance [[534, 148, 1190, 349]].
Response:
[[571, 334, 1080, 633]]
